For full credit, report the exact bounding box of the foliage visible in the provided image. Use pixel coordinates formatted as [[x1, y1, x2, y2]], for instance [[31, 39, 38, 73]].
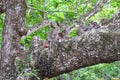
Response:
[[0, 0, 120, 79], [0, 14, 5, 47]]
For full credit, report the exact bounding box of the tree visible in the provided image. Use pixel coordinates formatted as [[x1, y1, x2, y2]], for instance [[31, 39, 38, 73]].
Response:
[[0, 0, 120, 80]]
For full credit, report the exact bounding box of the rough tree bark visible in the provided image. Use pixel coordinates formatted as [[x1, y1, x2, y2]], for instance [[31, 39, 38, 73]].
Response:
[[0, 0, 120, 80], [0, 0, 27, 80], [30, 11, 120, 79]]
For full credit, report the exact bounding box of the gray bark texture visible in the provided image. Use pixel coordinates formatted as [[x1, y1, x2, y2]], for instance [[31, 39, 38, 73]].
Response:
[[30, 10, 120, 79], [0, 0, 120, 80], [0, 0, 27, 80]]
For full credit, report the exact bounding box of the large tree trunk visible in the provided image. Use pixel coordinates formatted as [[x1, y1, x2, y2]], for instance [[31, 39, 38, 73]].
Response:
[[0, 0, 27, 80]]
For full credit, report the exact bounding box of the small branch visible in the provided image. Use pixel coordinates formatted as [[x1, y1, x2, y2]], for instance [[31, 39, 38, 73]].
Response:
[[27, 6, 77, 14], [25, 0, 109, 37], [66, 0, 109, 32], [83, 0, 109, 20], [47, 10, 77, 14], [83, 0, 89, 14], [24, 21, 76, 39], [21, 20, 50, 39]]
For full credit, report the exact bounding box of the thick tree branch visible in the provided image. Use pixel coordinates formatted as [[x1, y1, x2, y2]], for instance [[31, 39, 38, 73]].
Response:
[[31, 29, 120, 79], [29, 10, 120, 79]]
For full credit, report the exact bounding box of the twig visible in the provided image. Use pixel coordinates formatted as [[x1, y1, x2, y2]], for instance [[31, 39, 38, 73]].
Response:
[[67, 0, 109, 31], [47, 10, 77, 14], [27, 20, 50, 36], [83, 0, 109, 21], [27, 6, 77, 14], [83, 0, 89, 14]]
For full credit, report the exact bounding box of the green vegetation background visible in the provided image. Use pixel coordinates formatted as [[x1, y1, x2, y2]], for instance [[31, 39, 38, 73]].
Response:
[[0, 0, 120, 80]]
